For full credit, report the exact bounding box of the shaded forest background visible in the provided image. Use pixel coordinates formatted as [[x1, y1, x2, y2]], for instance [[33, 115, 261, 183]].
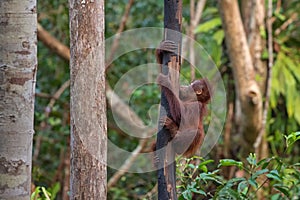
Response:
[[34, 0, 299, 199]]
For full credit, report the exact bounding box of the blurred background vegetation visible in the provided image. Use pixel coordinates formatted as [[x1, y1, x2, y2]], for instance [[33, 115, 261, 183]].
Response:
[[34, 0, 299, 199]]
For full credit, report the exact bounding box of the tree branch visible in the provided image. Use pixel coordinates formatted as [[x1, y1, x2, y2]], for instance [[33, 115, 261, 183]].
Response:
[[107, 138, 149, 188], [274, 13, 297, 36], [106, 0, 134, 71], [37, 23, 70, 61], [193, 0, 206, 27]]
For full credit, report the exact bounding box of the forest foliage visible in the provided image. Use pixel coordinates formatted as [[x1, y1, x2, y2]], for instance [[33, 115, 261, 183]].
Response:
[[34, 0, 300, 199]]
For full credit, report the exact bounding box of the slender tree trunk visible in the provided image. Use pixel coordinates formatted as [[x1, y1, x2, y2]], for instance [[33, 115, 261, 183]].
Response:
[[69, 0, 107, 199], [189, 0, 206, 81], [0, 0, 37, 199], [156, 1, 182, 200]]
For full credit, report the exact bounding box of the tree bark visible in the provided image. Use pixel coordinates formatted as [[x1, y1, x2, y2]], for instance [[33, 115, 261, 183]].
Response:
[[241, 0, 267, 94], [218, 0, 262, 155], [0, 0, 37, 199], [241, 0, 269, 159], [189, 0, 206, 81], [69, 0, 107, 199], [156, 1, 182, 200]]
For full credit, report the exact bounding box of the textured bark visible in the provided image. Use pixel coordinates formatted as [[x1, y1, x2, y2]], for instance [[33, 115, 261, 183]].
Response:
[[69, 0, 107, 199], [241, 0, 268, 159], [241, 0, 267, 94], [0, 0, 37, 199], [156, 1, 182, 200], [218, 0, 262, 155]]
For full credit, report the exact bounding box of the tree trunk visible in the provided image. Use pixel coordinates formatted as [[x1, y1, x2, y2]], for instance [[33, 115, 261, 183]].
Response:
[[218, 0, 263, 155], [0, 0, 37, 199], [69, 0, 107, 199], [156, 1, 182, 199], [241, 0, 269, 159], [188, 0, 206, 81], [241, 0, 267, 96]]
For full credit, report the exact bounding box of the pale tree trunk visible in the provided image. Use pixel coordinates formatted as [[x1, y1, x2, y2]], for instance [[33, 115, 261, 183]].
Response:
[[218, 0, 263, 156], [69, 0, 107, 199], [0, 0, 37, 199], [241, 0, 269, 159], [188, 0, 206, 81], [241, 0, 267, 91]]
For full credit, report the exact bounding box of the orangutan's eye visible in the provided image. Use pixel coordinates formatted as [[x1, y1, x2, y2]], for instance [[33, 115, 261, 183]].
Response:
[[196, 89, 202, 95]]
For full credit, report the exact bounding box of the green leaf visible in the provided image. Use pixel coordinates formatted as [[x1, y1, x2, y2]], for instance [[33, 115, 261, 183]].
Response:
[[282, 67, 296, 116], [266, 170, 282, 181], [198, 159, 214, 167], [270, 79, 278, 108], [48, 117, 62, 126], [194, 18, 222, 34], [41, 187, 51, 200], [286, 131, 300, 144], [270, 193, 282, 200], [262, 48, 269, 59], [274, 11, 286, 21], [238, 181, 248, 194], [273, 185, 290, 197], [257, 157, 273, 169], [182, 189, 192, 200], [210, 40, 222, 66], [212, 30, 224, 45], [178, 195, 185, 200], [285, 132, 300, 152], [252, 169, 269, 179], [203, 7, 218, 15], [248, 178, 258, 189], [199, 173, 224, 185], [227, 177, 246, 184], [294, 96, 300, 124], [259, 25, 267, 39], [285, 86, 296, 117], [225, 177, 247, 191], [199, 173, 216, 182], [218, 159, 243, 169], [190, 188, 206, 196], [246, 153, 257, 166], [31, 186, 41, 200], [50, 183, 60, 200], [198, 165, 208, 173], [188, 163, 196, 169], [284, 52, 300, 82], [272, 53, 285, 94], [225, 188, 240, 199]]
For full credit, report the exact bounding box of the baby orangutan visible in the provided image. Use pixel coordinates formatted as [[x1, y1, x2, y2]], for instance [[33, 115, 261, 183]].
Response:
[[155, 40, 211, 157]]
